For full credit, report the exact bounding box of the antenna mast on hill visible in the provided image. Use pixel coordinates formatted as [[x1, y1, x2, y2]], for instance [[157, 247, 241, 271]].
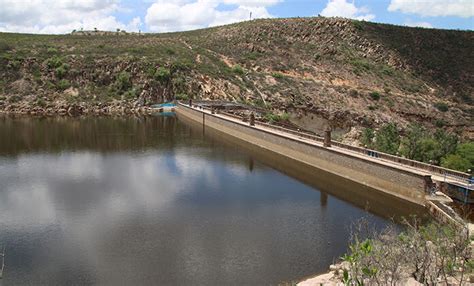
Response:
[[250, 12, 252, 21]]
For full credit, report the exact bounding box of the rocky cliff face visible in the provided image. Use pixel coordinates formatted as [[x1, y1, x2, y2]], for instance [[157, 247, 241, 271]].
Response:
[[0, 17, 472, 140]]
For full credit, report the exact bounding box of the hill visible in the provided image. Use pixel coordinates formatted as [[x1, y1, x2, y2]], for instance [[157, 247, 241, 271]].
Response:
[[0, 17, 473, 141]]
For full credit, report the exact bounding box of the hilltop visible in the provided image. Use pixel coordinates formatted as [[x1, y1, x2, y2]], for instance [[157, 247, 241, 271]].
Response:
[[0, 17, 473, 141]]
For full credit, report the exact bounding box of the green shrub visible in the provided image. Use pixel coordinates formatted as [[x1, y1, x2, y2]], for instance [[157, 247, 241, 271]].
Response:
[[171, 59, 193, 71], [123, 88, 139, 100], [245, 52, 259, 61], [175, 93, 189, 101], [434, 102, 448, 112], [375, 123, 400, 155], [55, 64, 69, 79], [155, 67, 171, 83], [47, 47, 58, 54], [280, 112, 290, 121], [369, 91, 381, 100], [434, 119, 445, 128], [264, 112, 289, 123], [342, 219, 471, 285], [434, 129, 458, 158], [32, 63, 42, 78], [146, 66, 157, 78], [361, 128, 375, 148], [7, 59, 21, 69], [165, 47, 175, 55], [350, 59, 371, 72], [45, 80, 56, 90], [57, 79, 71, 91], [271, 72, 284, 79], [381, 66, 394, 76], [46, 56, 63, 69], [232, 65, 245, 75], [116, 71, 132, 92], [254, 98, 266, 108], [36, 98, 46, 107]]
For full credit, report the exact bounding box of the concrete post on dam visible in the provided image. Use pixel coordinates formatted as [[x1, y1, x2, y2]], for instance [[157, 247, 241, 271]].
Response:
[[249, 112, 255, 127], [324, 127, 331, 148]]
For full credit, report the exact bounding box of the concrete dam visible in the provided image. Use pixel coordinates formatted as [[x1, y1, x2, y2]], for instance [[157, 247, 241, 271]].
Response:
[[175, 102, 473, 223]]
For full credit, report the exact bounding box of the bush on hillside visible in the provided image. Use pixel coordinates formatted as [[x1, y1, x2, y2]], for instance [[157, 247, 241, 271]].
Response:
[[272, 72, 285, 79], [175, 93, 189, 101], [369, 91, 381, 101], [232, 65, 245, 75], [264, 112, 289, 123], [434, 102, 449, 112], [57, 79, 71, 91], [46, 56, 63, 69], [155, 67, 171, 83], [55, 63, 69, 79], [115, 71, 132, 92]]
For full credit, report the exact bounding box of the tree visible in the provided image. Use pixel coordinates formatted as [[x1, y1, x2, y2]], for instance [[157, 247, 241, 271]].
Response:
[[115, 71, 132, 92], [416, 138, 440, 163], [433, 129, 458, 161], [441, 142, 474, 172], [400, 125, 459, 165], [441, 154, 470, 172], [375, 123, 400, 155], [400, 123, 425, 159], [361, 128, 375, 148], [154, 67, 171, 83]]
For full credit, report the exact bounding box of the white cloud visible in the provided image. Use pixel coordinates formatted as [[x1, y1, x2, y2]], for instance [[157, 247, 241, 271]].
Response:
[[320, 0, 375, 21], [222, 0, 282, 6], [145, 0, 276, 33], [388, 0, 474, 18], [0, 0, 142, 34], [404, 20, 433, 28]]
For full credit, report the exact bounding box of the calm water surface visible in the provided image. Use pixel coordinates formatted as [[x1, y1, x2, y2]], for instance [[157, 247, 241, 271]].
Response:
[[0, 116, 404, 285]]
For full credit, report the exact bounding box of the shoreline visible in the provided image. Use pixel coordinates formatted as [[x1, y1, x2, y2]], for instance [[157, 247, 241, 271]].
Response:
[[0, 101, 157, 117]]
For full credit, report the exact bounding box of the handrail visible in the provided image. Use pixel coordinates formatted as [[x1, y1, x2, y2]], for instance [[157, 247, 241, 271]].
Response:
[[178, 102, 472, 183]]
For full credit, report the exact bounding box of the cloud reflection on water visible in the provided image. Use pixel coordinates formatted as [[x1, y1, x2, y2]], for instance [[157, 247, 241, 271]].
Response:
[[0, 116, 388, 285]]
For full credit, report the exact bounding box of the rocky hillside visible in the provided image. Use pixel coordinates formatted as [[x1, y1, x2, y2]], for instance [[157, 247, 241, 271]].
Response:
[[0, 17, 473, 141]]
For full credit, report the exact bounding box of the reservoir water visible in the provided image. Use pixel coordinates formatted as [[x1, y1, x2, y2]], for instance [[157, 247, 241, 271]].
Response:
[[0, 116, 421, 285]]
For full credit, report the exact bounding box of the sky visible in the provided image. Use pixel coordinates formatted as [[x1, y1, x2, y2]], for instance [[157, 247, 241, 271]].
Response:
[[0, 0, 472, 34]]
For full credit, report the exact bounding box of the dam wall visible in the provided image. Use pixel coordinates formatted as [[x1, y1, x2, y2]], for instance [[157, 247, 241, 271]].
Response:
[[176, 103, 429, 206]]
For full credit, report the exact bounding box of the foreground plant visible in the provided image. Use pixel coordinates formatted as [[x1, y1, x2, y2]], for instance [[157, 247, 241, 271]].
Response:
[[341, 218, 473, 285]]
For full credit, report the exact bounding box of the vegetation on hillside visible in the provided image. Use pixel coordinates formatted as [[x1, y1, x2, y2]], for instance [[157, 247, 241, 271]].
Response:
[[361, 123, 473, 172], [0, 17, 472, 150]]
